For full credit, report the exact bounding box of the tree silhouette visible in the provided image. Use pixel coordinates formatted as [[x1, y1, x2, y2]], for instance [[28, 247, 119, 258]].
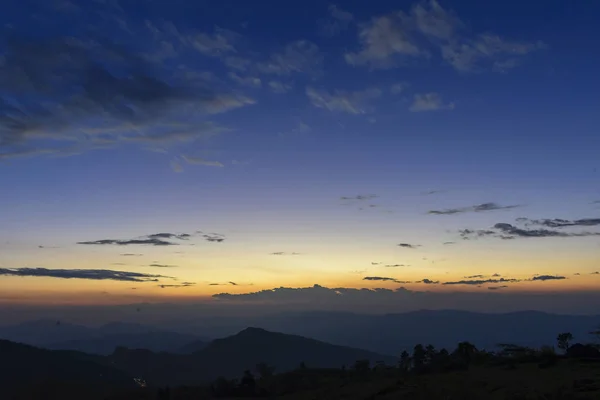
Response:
[[425, 344, 436, 364], [412, 344, 426, 368], [240, 370, 256, 389], [256, 362, 275, 379], [353, 359, 370, 373], [556, 332, 573, 352], [454, 341, 478, 366], [399, 350, 411, 371]]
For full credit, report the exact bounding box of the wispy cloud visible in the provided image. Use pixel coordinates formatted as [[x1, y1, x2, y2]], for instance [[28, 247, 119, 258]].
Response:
[[258, 40, 323, 76], [0, 267, 170, 282], [182, 155, 224, 167], [121, 254, 143, 257], [271, 252, 301, 256], [398, 243, 420, 249], [460, 219, 600, 240], [159, 282, 195, 288], [363, 276, 411, 284], [319, 4, 354, 36], [341, 194, 378, 201], [0, 28, 254, 160], [228, 72, 262, 88], [78, 238, 178, 246], [443, 277, 520, 286], [148, 264, 178, 268], [344, 0, 545, 72], [418, 278, 439, 284], [268, 81, 292, 94], [518, 218, 600, 228], [429, 202, 520, 215], [385, 264, 408, 268], [306, 87, 382, 114], [488, 286, 508, 290], [78, 231, 221, 246], [409, 93, 454, 112], [530, 275, 566, 281]]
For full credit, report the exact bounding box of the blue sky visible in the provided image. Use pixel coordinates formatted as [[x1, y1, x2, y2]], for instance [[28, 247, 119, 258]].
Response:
[[0, 0, 599, 313]]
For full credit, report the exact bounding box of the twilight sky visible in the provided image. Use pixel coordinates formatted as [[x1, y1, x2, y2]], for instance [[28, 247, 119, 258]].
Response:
[[1, 0, 599, 314]]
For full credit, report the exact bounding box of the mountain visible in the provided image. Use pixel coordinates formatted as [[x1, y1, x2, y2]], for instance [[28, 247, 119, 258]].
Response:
[[0, 320, 202, 355], [165, 310, 600, 355], [47, 331, 201, 355], [108, 327, 396, 386], [0, 339, 134, 397]]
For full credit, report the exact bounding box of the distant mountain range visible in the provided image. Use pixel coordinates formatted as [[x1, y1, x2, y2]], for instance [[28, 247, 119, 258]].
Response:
[[0, 320, 203, 355], [160, 310, 600, 355], [3, 310, 599, 358]]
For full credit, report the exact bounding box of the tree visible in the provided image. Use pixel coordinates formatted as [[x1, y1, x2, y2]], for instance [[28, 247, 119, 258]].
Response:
[[399, 350, 411, 371], [412, 344, 426, 368], [240, 370, 256, 389], [256, 362, 275, 379], [425, 344, 436, 364], [557, 332, 573, 352], [353, 359, 370, 373], [454, 341, 478, 366]]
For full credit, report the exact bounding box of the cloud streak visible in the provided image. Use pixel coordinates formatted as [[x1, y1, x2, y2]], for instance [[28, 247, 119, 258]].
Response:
[[0, 267, 170, 282], [429, 202, 520, 215]]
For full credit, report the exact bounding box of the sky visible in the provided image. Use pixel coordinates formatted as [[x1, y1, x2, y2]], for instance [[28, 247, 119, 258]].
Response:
[[0, 0, 599, 316]]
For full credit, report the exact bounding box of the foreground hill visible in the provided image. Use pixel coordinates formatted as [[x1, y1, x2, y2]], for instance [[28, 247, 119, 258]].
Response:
[[0, 339, 134, 397], [109, 327, 396, 386]]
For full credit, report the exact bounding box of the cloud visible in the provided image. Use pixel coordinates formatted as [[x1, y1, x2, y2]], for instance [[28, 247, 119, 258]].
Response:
[[271, 252, 300, 256], [209, 281, 241, 286], [148, 264, 178, 268], [203, 234, 226, 243], [428, 202, 520, 215], [0, 267, 170, 282], [319, 5, 354, 36], [519, 218, 600, 229], [530, 275, 566, 281], [187, 27, 238, 57], [340, 194, 378, 201], [371, 262, 382, 265], [398, 243, 420, 249], [306, 87, 382, 114], [418, 278, 439, 284], [223, 56, 252, 71], [268, 81, 292, 94], [488, 286, 508, 290], [385, 264, 408, 268], [159, 282, 195, 288], [121, 254, 143, 257], [182, 155, 224, 167], [344, 0, 544, 72], [390, 83, 408, 94], [258, 40, 323, 76], [464, 275, 486, 279], [443, 277, 520, 286], [442, 34, 546, 73], [0, 30, 254, 160], [363, 276, 411, 284], [459, 219, 600, 240], [345, 14, 425, 68], [329, 4, 354, 22], [170, 159, 184, 173], [443, 242, 455, 245], [228, 72, 262, 88], [409, 93, 454, 112], [78, 231, 220, 246], [78, 238, 177, 246]]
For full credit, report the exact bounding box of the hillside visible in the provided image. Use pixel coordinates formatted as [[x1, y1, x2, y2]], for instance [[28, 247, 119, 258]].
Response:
[[0, 339, 134, 397], [109, 327, 396, 386]]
